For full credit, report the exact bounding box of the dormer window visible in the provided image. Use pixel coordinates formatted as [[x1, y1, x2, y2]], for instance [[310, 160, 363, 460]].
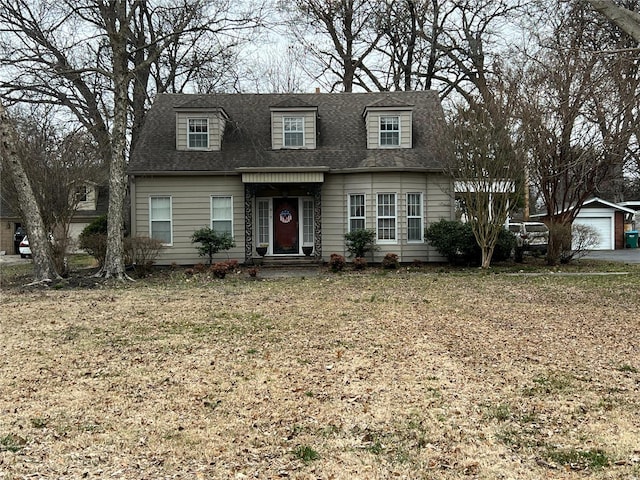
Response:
[[188, 118, 209, 149], [75, 185, 88, 202], [270, 99, 318, 150], [175, 105, 228, 152], [363, 101, 413, 150], [284, 116, 304, 147], [379, 116, 400, 147]]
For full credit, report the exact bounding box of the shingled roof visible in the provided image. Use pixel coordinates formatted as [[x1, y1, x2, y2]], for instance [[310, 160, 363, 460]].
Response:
[[129, 91, 450, 175]]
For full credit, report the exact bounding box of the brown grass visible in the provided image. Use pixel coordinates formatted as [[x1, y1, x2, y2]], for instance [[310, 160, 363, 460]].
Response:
[[1, 269, 639, 479]]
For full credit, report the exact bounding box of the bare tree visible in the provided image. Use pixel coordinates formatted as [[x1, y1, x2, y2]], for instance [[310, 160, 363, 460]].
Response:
[[281, 0, 385, 92], [2, 106, 105, 274], [515, 1, 635, 264], [449, 104, 522, 268], [0, 0, 265, 279], [0, 102, 59, 282]]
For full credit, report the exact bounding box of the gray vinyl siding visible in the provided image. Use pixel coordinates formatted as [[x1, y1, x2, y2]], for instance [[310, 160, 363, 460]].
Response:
[[133, 172, 452, 265], [271, 111, 317, 149], [133, 176, 244, 265], [365, 110, 412, 149], [175, 111, 225, 151], [322, 172, 453, 263]]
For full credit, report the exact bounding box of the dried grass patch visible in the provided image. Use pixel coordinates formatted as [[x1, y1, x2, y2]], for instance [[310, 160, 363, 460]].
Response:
[[1, 272, 639, 479]]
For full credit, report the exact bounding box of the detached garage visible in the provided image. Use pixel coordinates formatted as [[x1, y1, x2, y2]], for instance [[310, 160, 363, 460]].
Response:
[[573, 198, 636, 250]]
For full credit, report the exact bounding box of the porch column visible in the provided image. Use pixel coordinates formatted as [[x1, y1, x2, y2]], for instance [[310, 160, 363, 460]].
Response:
[[312, 183, 322, 259], [244, 184, 256, 263]]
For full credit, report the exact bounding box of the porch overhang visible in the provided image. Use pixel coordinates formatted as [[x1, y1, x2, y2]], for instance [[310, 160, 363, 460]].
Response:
[[237, 167, 328, 184]]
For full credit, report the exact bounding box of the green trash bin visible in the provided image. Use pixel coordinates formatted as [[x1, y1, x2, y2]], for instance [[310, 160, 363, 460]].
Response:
[[625, 230, 638, 248]]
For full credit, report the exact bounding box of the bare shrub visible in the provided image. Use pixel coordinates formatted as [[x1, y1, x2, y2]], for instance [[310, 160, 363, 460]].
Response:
[[124, 236, 163, 275], [561, 224, 600, 263]]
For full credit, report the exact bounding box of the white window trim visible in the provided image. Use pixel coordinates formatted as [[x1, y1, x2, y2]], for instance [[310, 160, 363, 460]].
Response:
[[283, 116, 305, 148], [302, 198, 314, 246], [149, 195, 173, 246], [187, 117, 209, 150], [407, 192, 424, 243], [210, 195, 234, 238], [379, 115, 400, 148], [256, 198, 271, 249], [348, 193, 366, 232], [376, 192, 397, 244]]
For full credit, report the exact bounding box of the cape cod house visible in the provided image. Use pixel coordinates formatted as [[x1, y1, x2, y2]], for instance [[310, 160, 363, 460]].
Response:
[[128, 91, 454, 265]]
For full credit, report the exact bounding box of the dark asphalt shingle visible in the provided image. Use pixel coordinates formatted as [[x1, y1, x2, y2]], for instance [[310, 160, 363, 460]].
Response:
[[129, 91, 450, 174]]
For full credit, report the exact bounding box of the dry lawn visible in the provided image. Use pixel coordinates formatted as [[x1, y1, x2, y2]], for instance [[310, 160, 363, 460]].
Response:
[[1, 269, 639, 479]]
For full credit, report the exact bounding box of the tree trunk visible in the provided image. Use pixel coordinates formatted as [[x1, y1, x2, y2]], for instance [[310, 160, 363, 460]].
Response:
[[587, 0, 640, 42], [0, 102, 60, 282], [545, 216, 572, 266]]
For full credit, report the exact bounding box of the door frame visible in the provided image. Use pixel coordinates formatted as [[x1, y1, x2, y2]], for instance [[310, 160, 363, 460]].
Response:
[[255, 196, 314, 255]]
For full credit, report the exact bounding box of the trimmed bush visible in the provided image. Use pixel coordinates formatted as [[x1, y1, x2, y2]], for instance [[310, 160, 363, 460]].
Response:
[[345, 229, 377, 258], [329, 253, 346, 272], [352, 257, 367, 270], [425, 219, 515, 265], [191, 227, 235, 265], [382, 253, 399, 269]]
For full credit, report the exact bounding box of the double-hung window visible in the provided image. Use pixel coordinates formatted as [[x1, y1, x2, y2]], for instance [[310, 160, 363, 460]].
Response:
[[377, 193, 396, 242], [150, 196, 172, 245], [188, 118, 209, 149], [211, 196, 233, 237], [348, 194, 366, 232], [284, 117, 304, 147], [379, 116, 400, 146], [407, 193, 423, 242]]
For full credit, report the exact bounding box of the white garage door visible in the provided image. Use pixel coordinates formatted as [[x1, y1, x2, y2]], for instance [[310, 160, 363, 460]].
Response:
[[573, 217, 612, 250]]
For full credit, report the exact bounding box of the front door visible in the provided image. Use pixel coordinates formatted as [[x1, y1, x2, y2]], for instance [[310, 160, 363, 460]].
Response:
[[273, 198, 299, 254]]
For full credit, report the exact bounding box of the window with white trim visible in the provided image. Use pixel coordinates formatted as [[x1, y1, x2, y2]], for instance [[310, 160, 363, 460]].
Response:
[[377, 193, 396, 242], [257, 199, 270, 245], [348, 194, 366, 232], [284, 116, 304, 147], [150, 196, 172, 245], [379, 116, 400, 146], [188, 118, 209, 149], [211, 196, 233, 237], [303, 199, 314, 245], [407, 192, 423, 242]]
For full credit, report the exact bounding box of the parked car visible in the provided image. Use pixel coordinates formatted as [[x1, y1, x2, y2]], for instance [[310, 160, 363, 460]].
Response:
[[508, 222, 549, 261], [18, 235, 31, 258]]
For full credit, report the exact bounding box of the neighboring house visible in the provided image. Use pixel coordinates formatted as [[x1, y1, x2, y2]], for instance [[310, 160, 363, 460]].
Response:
[[128, 92, 454, 265], [572, 198, 636, 250], [0, 183, 108, 255], [532, 197, 636, 250]]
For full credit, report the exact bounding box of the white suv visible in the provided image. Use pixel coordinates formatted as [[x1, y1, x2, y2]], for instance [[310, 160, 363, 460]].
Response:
[[508, 222, 549, 261]]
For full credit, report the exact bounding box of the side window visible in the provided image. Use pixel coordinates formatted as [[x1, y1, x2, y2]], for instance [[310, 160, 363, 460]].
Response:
[[376, 193, 397, 242], [407, 193, 423, 242], [150, 196, 172, 245], [188, 118, 209, 149], [348, 194, 366, 232], [211, 196, 233, 237]]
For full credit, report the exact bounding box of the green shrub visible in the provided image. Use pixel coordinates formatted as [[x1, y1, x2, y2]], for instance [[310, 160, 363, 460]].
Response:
[[191, 227, 235, 265], [329, 253, 346, 272], [425, 219, 479, 265], [425, 219, 515, 265], [78, 214, 108, 267], [493, 228, 517, 262], [345, 229, 377, 258]]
